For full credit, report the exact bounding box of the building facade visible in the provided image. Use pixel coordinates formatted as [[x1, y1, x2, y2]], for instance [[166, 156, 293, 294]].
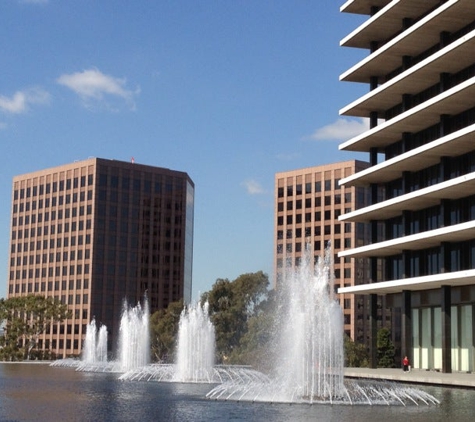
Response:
[[274, 161, 388, 344], [8, 158, 194, 358], [338, 0, 475, 372]]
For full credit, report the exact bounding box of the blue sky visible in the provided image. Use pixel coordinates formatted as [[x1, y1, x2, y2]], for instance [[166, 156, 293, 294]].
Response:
[[0, 0, 368, 299]]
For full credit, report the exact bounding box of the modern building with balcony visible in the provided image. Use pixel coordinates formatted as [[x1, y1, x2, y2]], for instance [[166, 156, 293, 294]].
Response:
[[274, 161, 391, 346], [7, 158, 194, 358], [338, 0, 475, 372]]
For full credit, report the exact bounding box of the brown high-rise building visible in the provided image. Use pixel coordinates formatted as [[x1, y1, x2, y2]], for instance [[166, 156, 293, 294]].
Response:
[[274, 160, 386, 345], [7, 158, 194, 358]]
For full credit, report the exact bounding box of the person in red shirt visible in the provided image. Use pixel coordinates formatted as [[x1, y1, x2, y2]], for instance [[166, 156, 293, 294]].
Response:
[[403, 356, 409, 372]]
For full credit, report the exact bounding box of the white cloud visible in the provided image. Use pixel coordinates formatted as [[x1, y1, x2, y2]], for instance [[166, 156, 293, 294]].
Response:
[[242, 179, 265, 195], [57, 68, 139, 110], [309, 117, 369, 142], [0, 87, 50, 114]]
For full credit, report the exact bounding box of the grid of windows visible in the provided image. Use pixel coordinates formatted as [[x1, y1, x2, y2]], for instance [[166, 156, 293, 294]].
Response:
[[8, 158, 194, 359], [274, 161, 370, 342]]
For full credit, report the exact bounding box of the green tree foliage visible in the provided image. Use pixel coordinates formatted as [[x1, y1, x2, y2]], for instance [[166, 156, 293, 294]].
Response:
[[0, 295, 71, 361], [149, 299, 183, 362], [229, 289, 277, 372], [202, 271, 269, 363], [344, 334, 369, 368], [377, 327, 396, 368]]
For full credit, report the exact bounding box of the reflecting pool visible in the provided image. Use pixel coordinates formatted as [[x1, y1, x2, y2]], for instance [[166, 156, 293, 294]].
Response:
[[1, 363, 474, 422]]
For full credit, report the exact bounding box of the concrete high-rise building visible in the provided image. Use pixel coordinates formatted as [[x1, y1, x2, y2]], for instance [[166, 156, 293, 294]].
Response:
[[338, 0, 475, 372], [274, 161, 388, 344], [7, 158, 194, 358]]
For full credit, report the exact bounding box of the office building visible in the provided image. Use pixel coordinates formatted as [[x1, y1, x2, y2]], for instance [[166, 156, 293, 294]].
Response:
[[274, 161, 388, 344], [8, 158, 194, 358], [338, 0, 475, 372]]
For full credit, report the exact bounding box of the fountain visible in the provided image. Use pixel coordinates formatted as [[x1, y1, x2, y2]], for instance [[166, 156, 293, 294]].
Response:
[[82, 319, 108, 364], [206, 245, 440, 405], [120, 301, 267, 384], [50, 251, 439, 406], [51, 297, 150, 373], [118, 298, 150, 372], [174, 301, 215, 382], [272, 244, 345, 400]]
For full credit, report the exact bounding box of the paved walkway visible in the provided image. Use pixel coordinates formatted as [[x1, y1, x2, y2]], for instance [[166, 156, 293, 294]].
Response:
[[344, 367, 475, 388]]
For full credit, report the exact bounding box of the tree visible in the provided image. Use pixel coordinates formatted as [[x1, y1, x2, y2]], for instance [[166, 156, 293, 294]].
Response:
[[0, 295, 71, 361], [149, 300, 183, 362], [202, 271, 269, 362], [344, 334, 369, 368], [377, 327, 395, 368], [229, 289, 277, 372]]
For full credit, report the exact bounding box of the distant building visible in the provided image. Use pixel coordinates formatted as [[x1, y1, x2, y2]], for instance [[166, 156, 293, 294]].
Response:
[[7, 158, 194, 358], [339, 1, 475, 372], [274, 161, 389, 345]]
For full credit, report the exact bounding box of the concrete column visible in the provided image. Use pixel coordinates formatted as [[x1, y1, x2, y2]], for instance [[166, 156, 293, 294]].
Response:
[[402, 18, 413, 30], [440, 73, 450, 93], [441, 285, 452, 373], [402, 56, 412, 71], [402, 171, 410, 195], [440, 31, 450, 48], [370, 76, 378, 91], [440, 241, 450, 273], [370, 41, 379, 54], [370, 111, 378, 129], [370, 6, 379, 16], [440, 114, 450, 137], [402, 94, 412, 112], [401, 290, 412, 364], [369, 293, 378, 368], [402, 249, 410, 279], [402, 132, 412, 153], [370, 147, 378, 166]]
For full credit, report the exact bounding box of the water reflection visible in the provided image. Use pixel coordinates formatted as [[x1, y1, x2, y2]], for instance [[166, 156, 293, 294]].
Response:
[[1, 363, 474, 422]]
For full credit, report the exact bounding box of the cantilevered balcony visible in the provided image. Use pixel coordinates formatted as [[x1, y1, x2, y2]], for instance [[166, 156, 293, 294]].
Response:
[[341, 0, 441, 49], [339, 269, 475, 295], [339, 75, 475, 152], [340, 171, 475, 223], [341, 29, 475, 118], [341, 0, 475, 84], [341, 124, 475, 187], [339, 220, 475, 259], [341, 0, 391, 15]]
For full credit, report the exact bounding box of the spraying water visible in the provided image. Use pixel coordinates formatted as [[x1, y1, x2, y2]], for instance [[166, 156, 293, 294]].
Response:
[[272, 244, 345, 401], [118, 298, 150, 372], [174, 301, 216, 382], [96, 325, 108, 363], [82, 319, 108, 364], [206, 244, 439, 405]]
